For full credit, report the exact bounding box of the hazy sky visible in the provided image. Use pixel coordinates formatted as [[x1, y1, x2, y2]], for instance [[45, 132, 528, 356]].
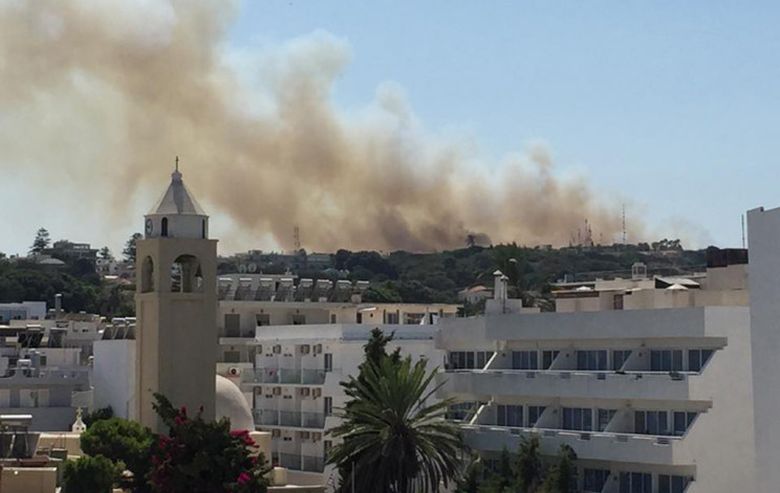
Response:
[[1, 1, 778, 255], [229, 0, 780, 246]]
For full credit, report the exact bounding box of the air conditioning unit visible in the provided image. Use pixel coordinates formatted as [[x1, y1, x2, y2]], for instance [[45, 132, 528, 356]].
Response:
[[264, 394, 273, 399], [313, 344, 323, 354], [273, 345, 282, 354], [228, 367, 241, 377], [271, 429, 281, 438], [312, 432, 322, 442], [312, 388, 322, 399], [254, 387, 263, 395], [299, 431, 311, 440], [300, 344, 311, 354], [272, 387, 282, 395], [299, 387, 311, 397]]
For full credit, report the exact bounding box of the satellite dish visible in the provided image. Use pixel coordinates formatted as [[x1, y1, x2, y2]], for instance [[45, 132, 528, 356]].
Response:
[[248, 263, 258, 273], [238, 264, 247, 273]]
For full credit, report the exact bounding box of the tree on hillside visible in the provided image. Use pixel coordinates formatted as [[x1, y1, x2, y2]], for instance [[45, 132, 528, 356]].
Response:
[[99, 246, 114, 261], [30, 227, 50, 255], [328, 356, 464, 493], [123, 233, 142, 263]]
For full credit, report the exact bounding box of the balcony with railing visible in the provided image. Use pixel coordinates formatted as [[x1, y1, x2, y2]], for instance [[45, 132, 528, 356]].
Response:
[[462, 424, 692, 466], [241, 368, 328, 386], [274, 453, 325, 473], [254, 409, 326, 429], [0, 368, 90, 388], [438, 369, 697, 401]]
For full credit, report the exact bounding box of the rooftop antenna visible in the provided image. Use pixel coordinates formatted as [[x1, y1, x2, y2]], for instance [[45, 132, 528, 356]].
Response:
[[175, 155, 179, 172], [293, 225, 301, 251], [622, 204, 627, 244], [741, 214, 746, 249]]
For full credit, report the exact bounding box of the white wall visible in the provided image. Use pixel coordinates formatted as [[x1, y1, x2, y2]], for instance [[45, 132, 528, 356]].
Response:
[[747, 206, 780, 492], [93, 339, 136, 418]]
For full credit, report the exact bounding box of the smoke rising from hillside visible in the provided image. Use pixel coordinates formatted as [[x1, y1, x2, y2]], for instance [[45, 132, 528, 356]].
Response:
[[0, 0, 639, 252]]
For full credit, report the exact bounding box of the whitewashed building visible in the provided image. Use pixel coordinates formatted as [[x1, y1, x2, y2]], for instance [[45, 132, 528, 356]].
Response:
[[215, 290, 459, 488], [435, 234, 770, 492], [240, 322, 447, 489]]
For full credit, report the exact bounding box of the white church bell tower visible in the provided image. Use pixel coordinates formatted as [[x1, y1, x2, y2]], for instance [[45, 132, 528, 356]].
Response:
[[134, 160, 218, 431]]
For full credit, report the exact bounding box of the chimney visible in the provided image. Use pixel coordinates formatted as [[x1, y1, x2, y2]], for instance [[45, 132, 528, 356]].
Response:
[[54, 293, 62, 319], [493, 270, 508, 302]]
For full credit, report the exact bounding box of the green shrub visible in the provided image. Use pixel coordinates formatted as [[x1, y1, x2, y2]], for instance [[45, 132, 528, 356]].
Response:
[[83, 406, 114, 427], [63, 455, 118, 493], [80, 417, 153, 487]]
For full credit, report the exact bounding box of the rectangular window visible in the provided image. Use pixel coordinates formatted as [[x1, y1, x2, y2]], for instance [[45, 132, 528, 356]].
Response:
[[476, 351, 487, 369], [650, 350, 683, 371], [576, 350, 608, 371], [584, 468, 610, 492], [466, 352, 475, 369], [528, 406, 546, 427], [324, 353, 333, 372], [224, 314, 240, 337], [613, 350, 631, 370], [688, 349, 714, 372], [496, 405, 523, 427], [449, 352, 460, 369], [674, 411, 697, 435], [386, 312, 399, 324], [659, 475, 687, 493], [613, 294, 624, 310], [324, 440, 333, 459], [330, 314, 337, 324], [619, 472, 652, 493], [512, 351, 538, 370], [562, 407, 592, 431], [223, 350, 241, 363], [542, 350, 560, 369], [636, 411, 670, 435], [291, 314, 306, 325], [324, 397, 333, 416], [598, 409, 616, 431], [256, 313, 270, 326]]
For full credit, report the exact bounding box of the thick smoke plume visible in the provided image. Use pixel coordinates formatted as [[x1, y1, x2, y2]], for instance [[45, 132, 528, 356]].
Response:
[[0, 0, 639, 253]]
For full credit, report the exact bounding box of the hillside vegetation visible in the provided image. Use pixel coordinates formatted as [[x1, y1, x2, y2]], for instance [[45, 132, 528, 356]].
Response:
[[0, 240, 705, 315]]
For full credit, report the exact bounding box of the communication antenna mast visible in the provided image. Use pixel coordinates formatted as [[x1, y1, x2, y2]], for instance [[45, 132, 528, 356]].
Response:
[[622, 204, 627, 244], [293, 226, 301, 251], [741, 214, 746, 249]]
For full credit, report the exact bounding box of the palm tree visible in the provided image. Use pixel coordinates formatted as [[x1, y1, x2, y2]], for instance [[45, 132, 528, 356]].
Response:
[[327, 357, 464, 493]]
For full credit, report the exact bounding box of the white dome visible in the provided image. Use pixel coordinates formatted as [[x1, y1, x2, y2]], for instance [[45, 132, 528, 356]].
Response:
[[215, 375, 254, 431]]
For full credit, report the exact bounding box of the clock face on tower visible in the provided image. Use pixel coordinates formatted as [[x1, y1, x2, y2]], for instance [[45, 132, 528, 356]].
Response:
[[145, 218, 153, 236]]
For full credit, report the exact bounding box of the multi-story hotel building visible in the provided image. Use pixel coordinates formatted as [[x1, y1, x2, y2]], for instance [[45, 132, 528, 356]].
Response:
[[213, 280, 458, 487], [434, 208, 780, 492], [241, 322, 446, 488]]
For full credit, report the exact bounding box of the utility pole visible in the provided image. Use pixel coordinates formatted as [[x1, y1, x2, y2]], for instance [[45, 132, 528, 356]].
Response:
[[742, 214, 746, 249], [622, 204, 627, 245]]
